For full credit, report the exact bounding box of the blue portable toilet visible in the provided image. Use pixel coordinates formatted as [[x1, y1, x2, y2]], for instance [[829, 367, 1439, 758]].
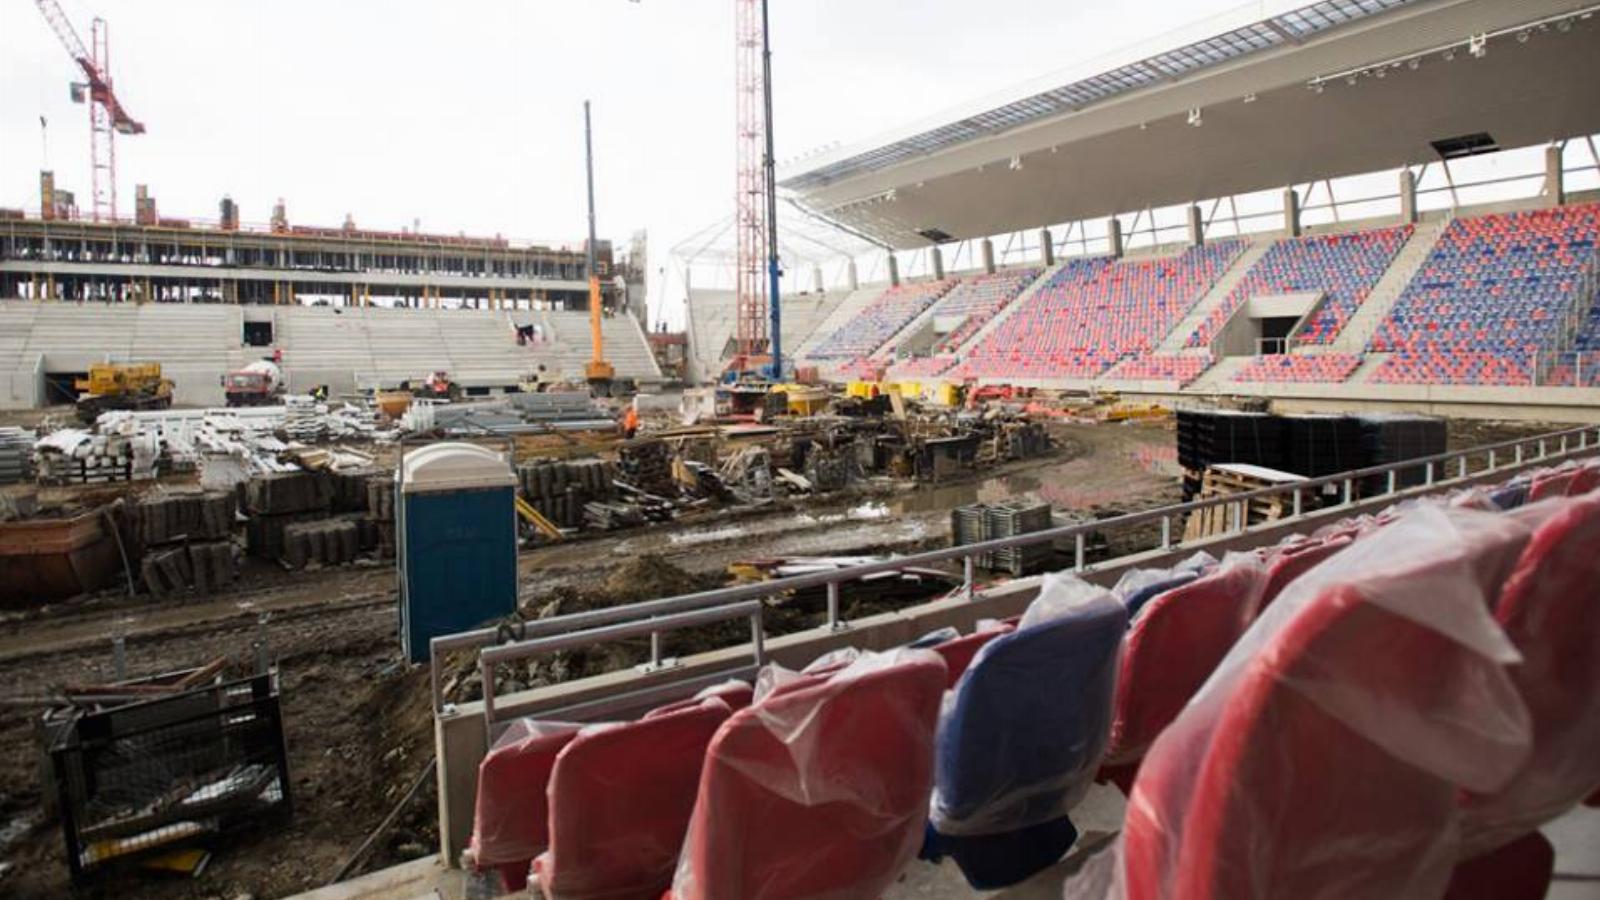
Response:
[[397, 442, 518, 663]]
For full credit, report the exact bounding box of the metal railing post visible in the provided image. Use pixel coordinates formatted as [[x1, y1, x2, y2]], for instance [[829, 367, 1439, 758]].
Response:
[[750, 611, 765, 665], [962, 556, 975, 601], [1293, 488, 1302, 518], [1386, 471, 1397, 495], [648, 631, 663, 669], [1425, 462, 1434, 486], [1538, 439, 1547, 459], [1343, 478, 1353, 506], [826, 581, 844, 630], [1489, 449, 1497, 470], [1515, 443, 1524, 464], [1074, 533, 1086, 572], [1457, 456, 1467, 480], [1160, 516, 1172, 550]]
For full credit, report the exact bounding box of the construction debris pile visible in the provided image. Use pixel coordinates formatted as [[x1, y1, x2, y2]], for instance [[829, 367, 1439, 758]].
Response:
[[0, 426, 34, 484], [427, 393, 615, 436], [34, 421, 161, 484], [244, 469, 388, 568], [515, 458, 618, 530]]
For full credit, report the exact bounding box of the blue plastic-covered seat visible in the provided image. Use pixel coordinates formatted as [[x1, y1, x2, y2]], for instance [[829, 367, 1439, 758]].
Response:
[[920, 580, 1127, 889]]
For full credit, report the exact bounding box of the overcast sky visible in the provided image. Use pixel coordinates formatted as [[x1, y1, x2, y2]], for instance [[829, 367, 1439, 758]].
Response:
[[1, 0, 1246, 322]]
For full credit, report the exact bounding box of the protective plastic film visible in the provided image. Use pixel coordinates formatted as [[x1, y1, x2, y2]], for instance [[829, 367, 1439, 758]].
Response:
[[1462, 490, 1600, 856], [929, 573, 1127, 837], [536, 697, 731, 899], [466, 718, 584, 878], [1065, 504, 1536, 900], [670, 648, 947, 900]]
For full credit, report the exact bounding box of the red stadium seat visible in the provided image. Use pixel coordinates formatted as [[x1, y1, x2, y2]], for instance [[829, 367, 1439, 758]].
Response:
[[1258, 534, 1354, 608], [1442, 832, 1555, 900], [1101, 506, 1534, 900], [467, 720, 584, 891], [535, 699, 731, 900], [929, 625, 1013, 689], [667, 650, 947, 900], [1099, 556, 1268, 793]]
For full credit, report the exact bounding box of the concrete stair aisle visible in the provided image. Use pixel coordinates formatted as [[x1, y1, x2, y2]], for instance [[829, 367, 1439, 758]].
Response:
[[1329, 219, 1447, 353], [795, 285, 888, 360], [1157, 239, 1272, 353], [280, 306, 382, 394], [602, 313, 663, 380], [1182, 356, 1252, 393], [941, 262, 1064, 357], [1348, 352, 1394, 384]]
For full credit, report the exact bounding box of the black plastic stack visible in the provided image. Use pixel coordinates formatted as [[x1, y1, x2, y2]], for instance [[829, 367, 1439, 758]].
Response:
[[1176, 410, 1288, 498], [1281, 414, 1365, 479], [1356, 415, 1449, 492]]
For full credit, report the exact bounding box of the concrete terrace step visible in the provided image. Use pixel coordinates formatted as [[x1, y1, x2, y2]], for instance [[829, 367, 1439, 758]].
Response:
[[1158, 239, 1272, 353], [1329, 219, 1446, 353], [1183, 355, 1253, 392]]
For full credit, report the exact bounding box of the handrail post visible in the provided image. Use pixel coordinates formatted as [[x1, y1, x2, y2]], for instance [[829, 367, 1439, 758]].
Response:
[[1386, 471, 1397, 495], [1343, 478, 1353, 506], [1425, 462, 1434, 486], [1293, 488, 1302, 518], [1488, 449, 1497, 470], [750, 611, 765, 665], [1515, 443, 1524, 465], [962, 555, 975, 601], [1457, 456, 1467, 480], [826, 581, 845, 631], [1074, 533, 1086, 572], [1160, 515, 1172, 550]]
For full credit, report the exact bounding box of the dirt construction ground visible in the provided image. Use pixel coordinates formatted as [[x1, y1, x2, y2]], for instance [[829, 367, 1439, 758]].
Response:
[[0, 416, 1564, 898]]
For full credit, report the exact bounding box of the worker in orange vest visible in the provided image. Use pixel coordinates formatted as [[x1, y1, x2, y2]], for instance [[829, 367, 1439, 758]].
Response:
[[621, 404, 640, 440]]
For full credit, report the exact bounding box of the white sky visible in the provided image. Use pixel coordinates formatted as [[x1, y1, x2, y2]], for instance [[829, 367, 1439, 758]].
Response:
[[0, 0, 1245, 324]]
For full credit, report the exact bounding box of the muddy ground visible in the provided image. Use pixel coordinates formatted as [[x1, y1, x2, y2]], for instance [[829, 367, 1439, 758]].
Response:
[[0, 415, 1569, 898]]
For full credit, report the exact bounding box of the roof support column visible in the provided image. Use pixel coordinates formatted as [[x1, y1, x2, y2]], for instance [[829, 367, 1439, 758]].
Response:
[[1107, 217, 1125, 258], [1544, 144, 1566, 207], [1039, 228, 1055, 267], [981, 238, 996, 274], [887, 253, 901, 288], [1399, 169, 1417, 224], [1283, 188, 1301, 238], [1187, 205, 1205, 246], [931, 246, 945, 281], [847, 260, 859, 291]]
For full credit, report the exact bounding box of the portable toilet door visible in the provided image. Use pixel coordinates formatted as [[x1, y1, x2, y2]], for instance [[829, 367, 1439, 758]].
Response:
[[396, 442, 519, 663]]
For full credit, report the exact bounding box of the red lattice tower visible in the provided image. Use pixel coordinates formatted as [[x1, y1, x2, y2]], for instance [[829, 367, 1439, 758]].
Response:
[[733, 0, 769, 361]]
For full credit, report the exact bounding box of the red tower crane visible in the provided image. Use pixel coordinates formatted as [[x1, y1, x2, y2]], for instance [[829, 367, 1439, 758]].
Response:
[[35, 0, 145, 223], [732, 0, 770, 371]]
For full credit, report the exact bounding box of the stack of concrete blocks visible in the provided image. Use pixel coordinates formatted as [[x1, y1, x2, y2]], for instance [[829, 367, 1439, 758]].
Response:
[[281, 518, 362, 569], [516, 458, 616, 530], [133, 491, 239, 598], [367, 476, 396, 558], [243, 471, 335, 560]]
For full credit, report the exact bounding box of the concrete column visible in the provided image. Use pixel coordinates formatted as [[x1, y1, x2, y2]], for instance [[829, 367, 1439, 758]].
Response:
[[1107, 217, 1125, 258], [812, 265, 824, 293], [887, 253, 901, 288], [847, 260, 860, 291], [1283, 188, 1301, 238], [1187, 205, 1205, 246], [1039, 228, 1055, 267], [1545, 144, 1565, 207], [931, 247, 945, 281], [1399, 169, 1417, 224], [981, 239, 996, 274]]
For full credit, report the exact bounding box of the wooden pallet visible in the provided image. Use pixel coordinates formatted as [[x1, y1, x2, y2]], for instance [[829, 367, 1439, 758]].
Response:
[[1184, 465, 1302, 541]]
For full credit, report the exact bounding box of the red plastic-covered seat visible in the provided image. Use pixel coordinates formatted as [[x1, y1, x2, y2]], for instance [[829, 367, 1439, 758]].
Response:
[[535, 699, 731, 900], [1100, 506, 1535, 900], [930, 625, 1013, 688], [667, 650, 947, 900], [1258, 535, 1353, 608], [1568, 460, 1600, 495], [1527, 467, 1577, 502], [468, 720, 584, 891], [1459, 490, 1600, 856], [644, 681, 753, 720], [1098, 557, 1267, 793]]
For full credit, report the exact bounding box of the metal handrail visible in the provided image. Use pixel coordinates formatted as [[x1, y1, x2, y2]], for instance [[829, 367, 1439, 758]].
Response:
[[476, 600, 765, 725], [431, 423, 1600, 714]]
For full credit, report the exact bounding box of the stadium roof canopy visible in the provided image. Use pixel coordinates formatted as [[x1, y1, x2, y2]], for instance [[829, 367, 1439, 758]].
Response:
[[779, 0, 1600, 249]]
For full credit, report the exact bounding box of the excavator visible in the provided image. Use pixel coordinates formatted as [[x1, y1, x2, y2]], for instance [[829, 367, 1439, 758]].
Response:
[[75, 362, 174, 423], [581, 101, 616, 397]]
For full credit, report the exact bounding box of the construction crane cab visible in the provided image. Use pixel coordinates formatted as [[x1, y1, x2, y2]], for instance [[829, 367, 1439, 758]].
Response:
[[75, 362, 173, 422]]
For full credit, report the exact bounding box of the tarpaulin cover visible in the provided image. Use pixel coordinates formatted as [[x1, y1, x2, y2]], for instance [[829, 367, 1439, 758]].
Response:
[[923, 574, 1126, 888], [669, 648, 946, 900], [1461, 490, 1600, 855], [467, 719, 584, 888], [535, 697, 730, 899], [1103, 553, 1267, 769], [1065, 504, 1536, 900]]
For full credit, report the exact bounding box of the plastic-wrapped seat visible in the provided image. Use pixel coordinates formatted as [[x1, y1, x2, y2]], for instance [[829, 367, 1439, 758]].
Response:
[[1458, 491, 1600, 856], [1258, 534, 1353, 608], [1099, 555, 1268, 793], [643, 680, 753, 720], [1526, 467, 1578, 502], [533, 699, 730, 900], [927, 625, 1013, 689], [467, 720, 584, 891], [921, 576, 1127, 889], [1065, 505, 1536, 900], [667, 649, 946, 900]]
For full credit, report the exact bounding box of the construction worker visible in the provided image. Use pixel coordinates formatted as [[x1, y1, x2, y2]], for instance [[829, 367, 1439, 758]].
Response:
[[620, 403, 640, 440]]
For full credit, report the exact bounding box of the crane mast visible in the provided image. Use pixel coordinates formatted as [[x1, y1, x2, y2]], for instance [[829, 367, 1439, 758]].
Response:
[[35, 0, 146, 223]]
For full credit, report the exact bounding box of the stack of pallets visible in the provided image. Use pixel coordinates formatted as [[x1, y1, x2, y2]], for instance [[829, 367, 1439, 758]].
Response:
[[1183, 463, 1305, 541]]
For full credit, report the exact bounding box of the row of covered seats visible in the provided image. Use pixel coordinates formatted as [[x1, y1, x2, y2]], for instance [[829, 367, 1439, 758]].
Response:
[[1187, 226, 1411, 349], [930, 268, 1042, 354], [806, 279, 955, 360], [953, 243, 1242, 380], [1230, 351, 1362, 384], [1543, 289, 1600, 387], [886, 354, 959, 379], [1099, 353, 1214, 386], [464, 454, 1600, 899], [1066, 455, 1600, 900], [1370, 204, 1600, 385]]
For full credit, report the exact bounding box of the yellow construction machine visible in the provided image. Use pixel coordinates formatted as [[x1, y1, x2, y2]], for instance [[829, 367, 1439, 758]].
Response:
[[75, 362, 174, 423]]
